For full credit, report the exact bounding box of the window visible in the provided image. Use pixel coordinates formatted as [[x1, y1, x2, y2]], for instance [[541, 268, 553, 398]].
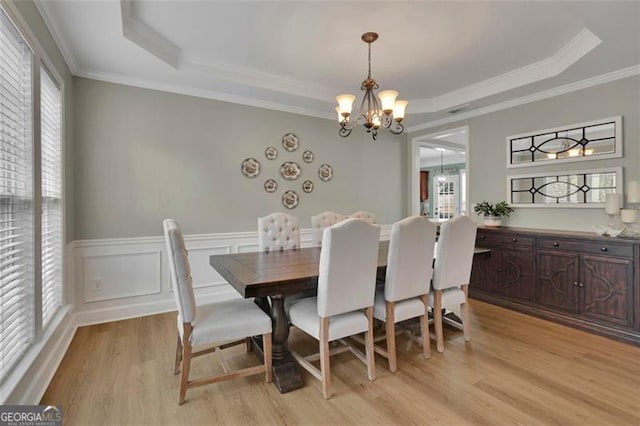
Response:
[[0, 5, 64, 386], [40, 68, 62, 329], [0, 7, 34, 384]]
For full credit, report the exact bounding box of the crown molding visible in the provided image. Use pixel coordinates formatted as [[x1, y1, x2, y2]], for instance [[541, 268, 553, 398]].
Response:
[[410, 28, 601, 114], [406, 64, 640, 133], [115, 4, 603, 115], [75, 69, 334, 120], [32, 0, 79, 73], [120, 0, 180, 69]]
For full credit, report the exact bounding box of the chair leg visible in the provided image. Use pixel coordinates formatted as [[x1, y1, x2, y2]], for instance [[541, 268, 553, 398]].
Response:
[[461, 284, 471, 342], [174, 335, 183, 375], [246, 337, 253, 352], [319, 317, 331, 399], [365, 307, 376, 381], [434, 290, 444, 353], [179, 324, 193, 405], [419, 295, 431, 359], [263, 333, 272, 383], [385, 302, 397, 372]]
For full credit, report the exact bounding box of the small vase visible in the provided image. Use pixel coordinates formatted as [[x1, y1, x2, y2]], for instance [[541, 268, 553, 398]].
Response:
[[484, 216, 502, 227]]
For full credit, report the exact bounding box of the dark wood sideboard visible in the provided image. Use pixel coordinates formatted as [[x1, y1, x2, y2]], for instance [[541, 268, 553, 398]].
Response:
[[470, 226, 640, 346]]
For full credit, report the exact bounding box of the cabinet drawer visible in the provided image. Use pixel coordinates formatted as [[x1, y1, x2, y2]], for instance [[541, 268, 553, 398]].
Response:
[[536, 237, 633, 258], [476, 232, 533, 247]]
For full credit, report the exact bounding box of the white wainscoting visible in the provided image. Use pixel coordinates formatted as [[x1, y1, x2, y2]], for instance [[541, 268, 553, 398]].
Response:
[[72, 225, 392, 326], [4, 224, 392, 404]]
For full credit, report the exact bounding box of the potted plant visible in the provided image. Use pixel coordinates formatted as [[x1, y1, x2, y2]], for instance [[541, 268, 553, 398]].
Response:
[[473, 201, 514, 227]]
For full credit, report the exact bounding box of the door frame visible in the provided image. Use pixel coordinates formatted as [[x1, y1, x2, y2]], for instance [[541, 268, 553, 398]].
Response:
[[408, 125, 470, 216]]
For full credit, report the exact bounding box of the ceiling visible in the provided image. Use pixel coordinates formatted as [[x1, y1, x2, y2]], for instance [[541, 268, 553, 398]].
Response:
[[36, 1, 640, 131]]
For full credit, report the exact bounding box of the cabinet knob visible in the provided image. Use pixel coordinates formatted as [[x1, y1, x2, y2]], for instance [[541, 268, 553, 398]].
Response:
[[512, 238, 518, 243], [601, 247, 608, 252], [579, 283, 584, 287], [552, 242, 559, 247], [480, 235, 486, 240], [495, 267, 503, 272], [573, 282, 578, 286]]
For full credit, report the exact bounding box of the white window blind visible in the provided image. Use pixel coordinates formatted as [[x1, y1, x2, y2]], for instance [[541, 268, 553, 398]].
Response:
[[0, 8, 34, 384], [40, 67, 61, 329]]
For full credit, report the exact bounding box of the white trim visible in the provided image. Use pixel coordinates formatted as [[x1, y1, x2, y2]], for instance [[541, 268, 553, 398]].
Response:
[[0, 305, 75, 404], [507, 166, 623, 208], [74, 69, 334, 120], [32, 0, 78, 73], [407, 65, 640, 134], [409, 126, 470, 216], [506, 116, 623, 168], [410, 28, 601, 114], [111, 5, 602, 114], [120, 0, 180, 69]]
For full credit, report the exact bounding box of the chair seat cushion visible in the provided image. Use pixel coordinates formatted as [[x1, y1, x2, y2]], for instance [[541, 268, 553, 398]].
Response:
[[289, 297, 368, 342], [373, 289, 426, 323], [178, 298, 271, 346], [429, 287, 465, 307]]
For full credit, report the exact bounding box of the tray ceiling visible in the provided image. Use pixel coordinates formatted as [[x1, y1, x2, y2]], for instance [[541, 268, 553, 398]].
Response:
[[36, 1, 640, 130]]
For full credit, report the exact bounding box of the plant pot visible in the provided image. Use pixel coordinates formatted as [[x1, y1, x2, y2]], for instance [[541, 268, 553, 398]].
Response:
[[483, 216, 502, 227]]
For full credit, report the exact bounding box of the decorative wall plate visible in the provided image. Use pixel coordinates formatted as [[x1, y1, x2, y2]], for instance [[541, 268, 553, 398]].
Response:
[[282, 133, 299, 152], [241, 158, 260, 178], [302, 180, 314, 193], [280, 161, 301, 180], [282, 190, 299, 209], [264, 179, 277, 193], [265, 146, 278, 160], [302, 150, 314, 163], [318, 164, 333, 182]]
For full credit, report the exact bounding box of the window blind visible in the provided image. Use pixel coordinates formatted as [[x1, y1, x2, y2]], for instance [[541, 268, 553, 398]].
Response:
[[0, 8, 34, 384], [40, 67, 61, 329]]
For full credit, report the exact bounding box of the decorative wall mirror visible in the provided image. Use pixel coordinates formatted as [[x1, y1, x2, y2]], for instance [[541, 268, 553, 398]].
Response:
[[507, 167, 622, 207], [507, 117, 622, 168]]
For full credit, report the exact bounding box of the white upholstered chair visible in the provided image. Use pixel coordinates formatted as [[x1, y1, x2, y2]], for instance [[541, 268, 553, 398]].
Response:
[[258, 212, 300, 251], [350, 211, 377, 224], [289, 219, 380, 399], [373, 216, 437, 371], [429, 215, 477, 352], [310, 211, 346, 246], [163, 219, 272, 404]]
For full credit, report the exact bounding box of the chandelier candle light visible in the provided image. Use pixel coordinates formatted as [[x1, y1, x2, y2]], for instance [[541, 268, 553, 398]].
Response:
[[336, 32, 408, 141]]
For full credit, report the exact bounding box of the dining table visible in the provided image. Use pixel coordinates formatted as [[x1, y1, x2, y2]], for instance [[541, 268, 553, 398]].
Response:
[[210, 240, 490, 393]]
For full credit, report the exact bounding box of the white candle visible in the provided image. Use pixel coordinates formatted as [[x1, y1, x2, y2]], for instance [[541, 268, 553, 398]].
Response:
[[621, 209, 638, 223], [628, 181, 640, 203], [605, 193, 621, 215]]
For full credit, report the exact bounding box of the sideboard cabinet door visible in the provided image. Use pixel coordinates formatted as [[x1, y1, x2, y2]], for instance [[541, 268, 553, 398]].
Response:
[[580, 255, 634, 328], [536, 249, 580, 314]]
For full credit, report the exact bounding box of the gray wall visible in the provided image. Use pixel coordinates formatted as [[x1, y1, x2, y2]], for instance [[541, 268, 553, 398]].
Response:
[[410, 75, 640, 231], [74, 78, 405, 239], [9, 0, 74, 242]]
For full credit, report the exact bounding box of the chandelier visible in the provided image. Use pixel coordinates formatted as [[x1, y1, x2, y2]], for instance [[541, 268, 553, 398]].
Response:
[[335, 32, 408, 141]]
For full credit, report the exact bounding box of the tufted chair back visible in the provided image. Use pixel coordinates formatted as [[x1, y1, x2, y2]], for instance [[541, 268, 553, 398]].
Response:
[[432, 215, 477, 291], [310, 211, 346, 246], [349, 211, 377, 224], [258, 213, 300, 251], [163, 219, 197, 323]]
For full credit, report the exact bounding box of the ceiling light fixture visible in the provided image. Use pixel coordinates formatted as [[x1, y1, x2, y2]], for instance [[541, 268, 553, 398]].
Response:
[[335, 32, 407, 141]]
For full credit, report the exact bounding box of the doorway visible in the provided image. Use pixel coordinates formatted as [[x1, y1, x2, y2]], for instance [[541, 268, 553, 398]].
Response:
[[409, 126, 469, 220]]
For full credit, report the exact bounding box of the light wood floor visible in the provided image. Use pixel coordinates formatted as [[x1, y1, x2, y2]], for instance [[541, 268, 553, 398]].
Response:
[[42, 300, 640, 425]]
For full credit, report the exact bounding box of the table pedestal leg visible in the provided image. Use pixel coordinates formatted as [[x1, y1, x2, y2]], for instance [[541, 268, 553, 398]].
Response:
[[250, 295, 303, 393]]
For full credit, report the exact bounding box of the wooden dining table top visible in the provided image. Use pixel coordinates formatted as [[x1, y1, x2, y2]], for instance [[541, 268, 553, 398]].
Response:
[[209, 241, 390, 298]]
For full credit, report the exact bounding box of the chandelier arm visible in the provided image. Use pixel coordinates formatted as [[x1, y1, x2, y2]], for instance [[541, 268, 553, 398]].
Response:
[[388, 121, 405, 135], [339, 126, 353, 138]]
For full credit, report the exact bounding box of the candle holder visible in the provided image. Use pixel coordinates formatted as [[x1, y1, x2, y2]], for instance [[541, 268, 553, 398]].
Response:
[[621, 208, 640, 237]]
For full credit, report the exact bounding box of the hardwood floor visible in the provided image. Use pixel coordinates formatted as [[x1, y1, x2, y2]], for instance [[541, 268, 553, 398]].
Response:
[[42, 300, 640, 425]]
